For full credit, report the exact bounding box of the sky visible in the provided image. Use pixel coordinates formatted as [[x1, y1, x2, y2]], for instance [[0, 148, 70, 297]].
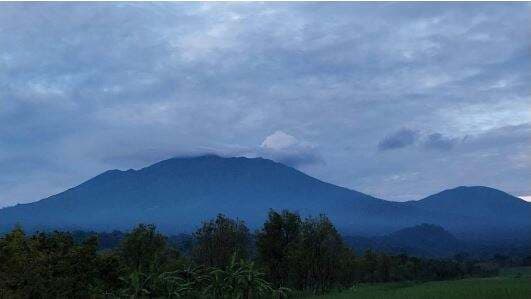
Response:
[[0, 2, 530, 207]]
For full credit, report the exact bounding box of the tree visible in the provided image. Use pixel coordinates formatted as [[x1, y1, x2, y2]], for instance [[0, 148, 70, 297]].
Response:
[[256, 210, 302, 287], [119, 224, 168, 273], [360, 249, 378, 282], [0, 226, 28, 296], [95, 250, 123, 295], [289, 214, 346, 294], [0, 228, 100, 297], [336, 247, 358, 286], [192, 214, 251, 268], [376, 253, 392, 282]]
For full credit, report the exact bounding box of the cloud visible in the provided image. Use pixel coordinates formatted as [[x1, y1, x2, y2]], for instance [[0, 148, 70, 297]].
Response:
[[423, 133, 458, 151], [258, 131, 323, 168], [261, 131, 299, 150], [378, 128, 419, 151], [378, 130, 469, 152]]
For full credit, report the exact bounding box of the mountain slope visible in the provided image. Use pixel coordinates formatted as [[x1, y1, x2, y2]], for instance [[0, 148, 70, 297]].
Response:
[[1, 155, 529, 239]]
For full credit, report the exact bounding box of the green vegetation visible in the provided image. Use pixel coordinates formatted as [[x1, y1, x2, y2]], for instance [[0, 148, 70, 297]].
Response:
[[306, 272, 531, 299], [0, 210, 522, 298], [499, 266, 531, 277]]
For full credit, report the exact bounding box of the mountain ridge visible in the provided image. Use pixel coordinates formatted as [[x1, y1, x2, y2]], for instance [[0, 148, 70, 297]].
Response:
[[1, 155, 529, 240]]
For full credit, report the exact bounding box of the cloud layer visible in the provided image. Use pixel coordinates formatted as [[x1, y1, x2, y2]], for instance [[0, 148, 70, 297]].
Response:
[[0, 2, 529, 206]]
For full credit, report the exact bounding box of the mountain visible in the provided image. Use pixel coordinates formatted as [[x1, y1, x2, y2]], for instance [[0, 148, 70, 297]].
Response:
[[1, 155, 530, 240], [0, 155, 399, 234], [407, 186, 531, 241], [345, 224, 464, 257], [414, 186, 530, 224]]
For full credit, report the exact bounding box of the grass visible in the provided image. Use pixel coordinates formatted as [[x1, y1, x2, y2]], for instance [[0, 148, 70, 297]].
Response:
[[307, 267, 531, 299]]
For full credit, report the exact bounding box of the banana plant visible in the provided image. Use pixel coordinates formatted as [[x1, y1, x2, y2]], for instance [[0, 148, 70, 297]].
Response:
[[158, 256, 291, 299], [158, 265, 208, 298], [119, 270, 152, 298], [203, 267, 228, 298], [236, 258, 274, 299]]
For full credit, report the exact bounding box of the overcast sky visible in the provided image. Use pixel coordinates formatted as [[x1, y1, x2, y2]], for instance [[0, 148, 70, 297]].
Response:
[[1, 2, 530, 207]]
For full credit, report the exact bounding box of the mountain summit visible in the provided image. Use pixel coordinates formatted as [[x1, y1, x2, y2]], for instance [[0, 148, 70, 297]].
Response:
[[1, 155, 529, 240]]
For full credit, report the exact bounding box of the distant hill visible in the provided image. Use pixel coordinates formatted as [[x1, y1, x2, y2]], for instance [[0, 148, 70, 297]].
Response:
[[1, 155, 530, 241], [345, 224, 464, 257], [407, 186, 531, 240], [385, 223, 464, 256], [414, 186, 530, 225]]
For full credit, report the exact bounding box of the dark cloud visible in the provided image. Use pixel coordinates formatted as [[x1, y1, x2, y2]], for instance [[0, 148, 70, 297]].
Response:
[[0, 3, 529, 206], [378, 128, 419, 151], [423, 133, 458, 151]]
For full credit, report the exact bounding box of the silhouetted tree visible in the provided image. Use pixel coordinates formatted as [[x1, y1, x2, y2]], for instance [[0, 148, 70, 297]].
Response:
[[0, 214, 502, 297], [192, 214, 251, 268], [0, 228, 99, 297], [289, 214, 346, 293], [256, 210, 302, 287], [119, 224, 168, 273]]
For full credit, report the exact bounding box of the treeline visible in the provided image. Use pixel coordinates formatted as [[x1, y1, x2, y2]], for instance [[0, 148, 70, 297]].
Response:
[[0, 210, 498, 298]]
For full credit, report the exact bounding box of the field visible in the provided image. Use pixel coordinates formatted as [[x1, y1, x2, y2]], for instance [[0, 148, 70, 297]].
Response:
[[308, 267, 531, 299]]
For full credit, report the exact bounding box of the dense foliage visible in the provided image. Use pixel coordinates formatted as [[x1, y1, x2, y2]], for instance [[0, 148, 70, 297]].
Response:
[[0, 211, 506, 298]]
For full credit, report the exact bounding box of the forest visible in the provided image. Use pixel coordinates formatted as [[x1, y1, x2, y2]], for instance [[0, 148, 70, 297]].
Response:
[[0, 210, 514, 298]]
